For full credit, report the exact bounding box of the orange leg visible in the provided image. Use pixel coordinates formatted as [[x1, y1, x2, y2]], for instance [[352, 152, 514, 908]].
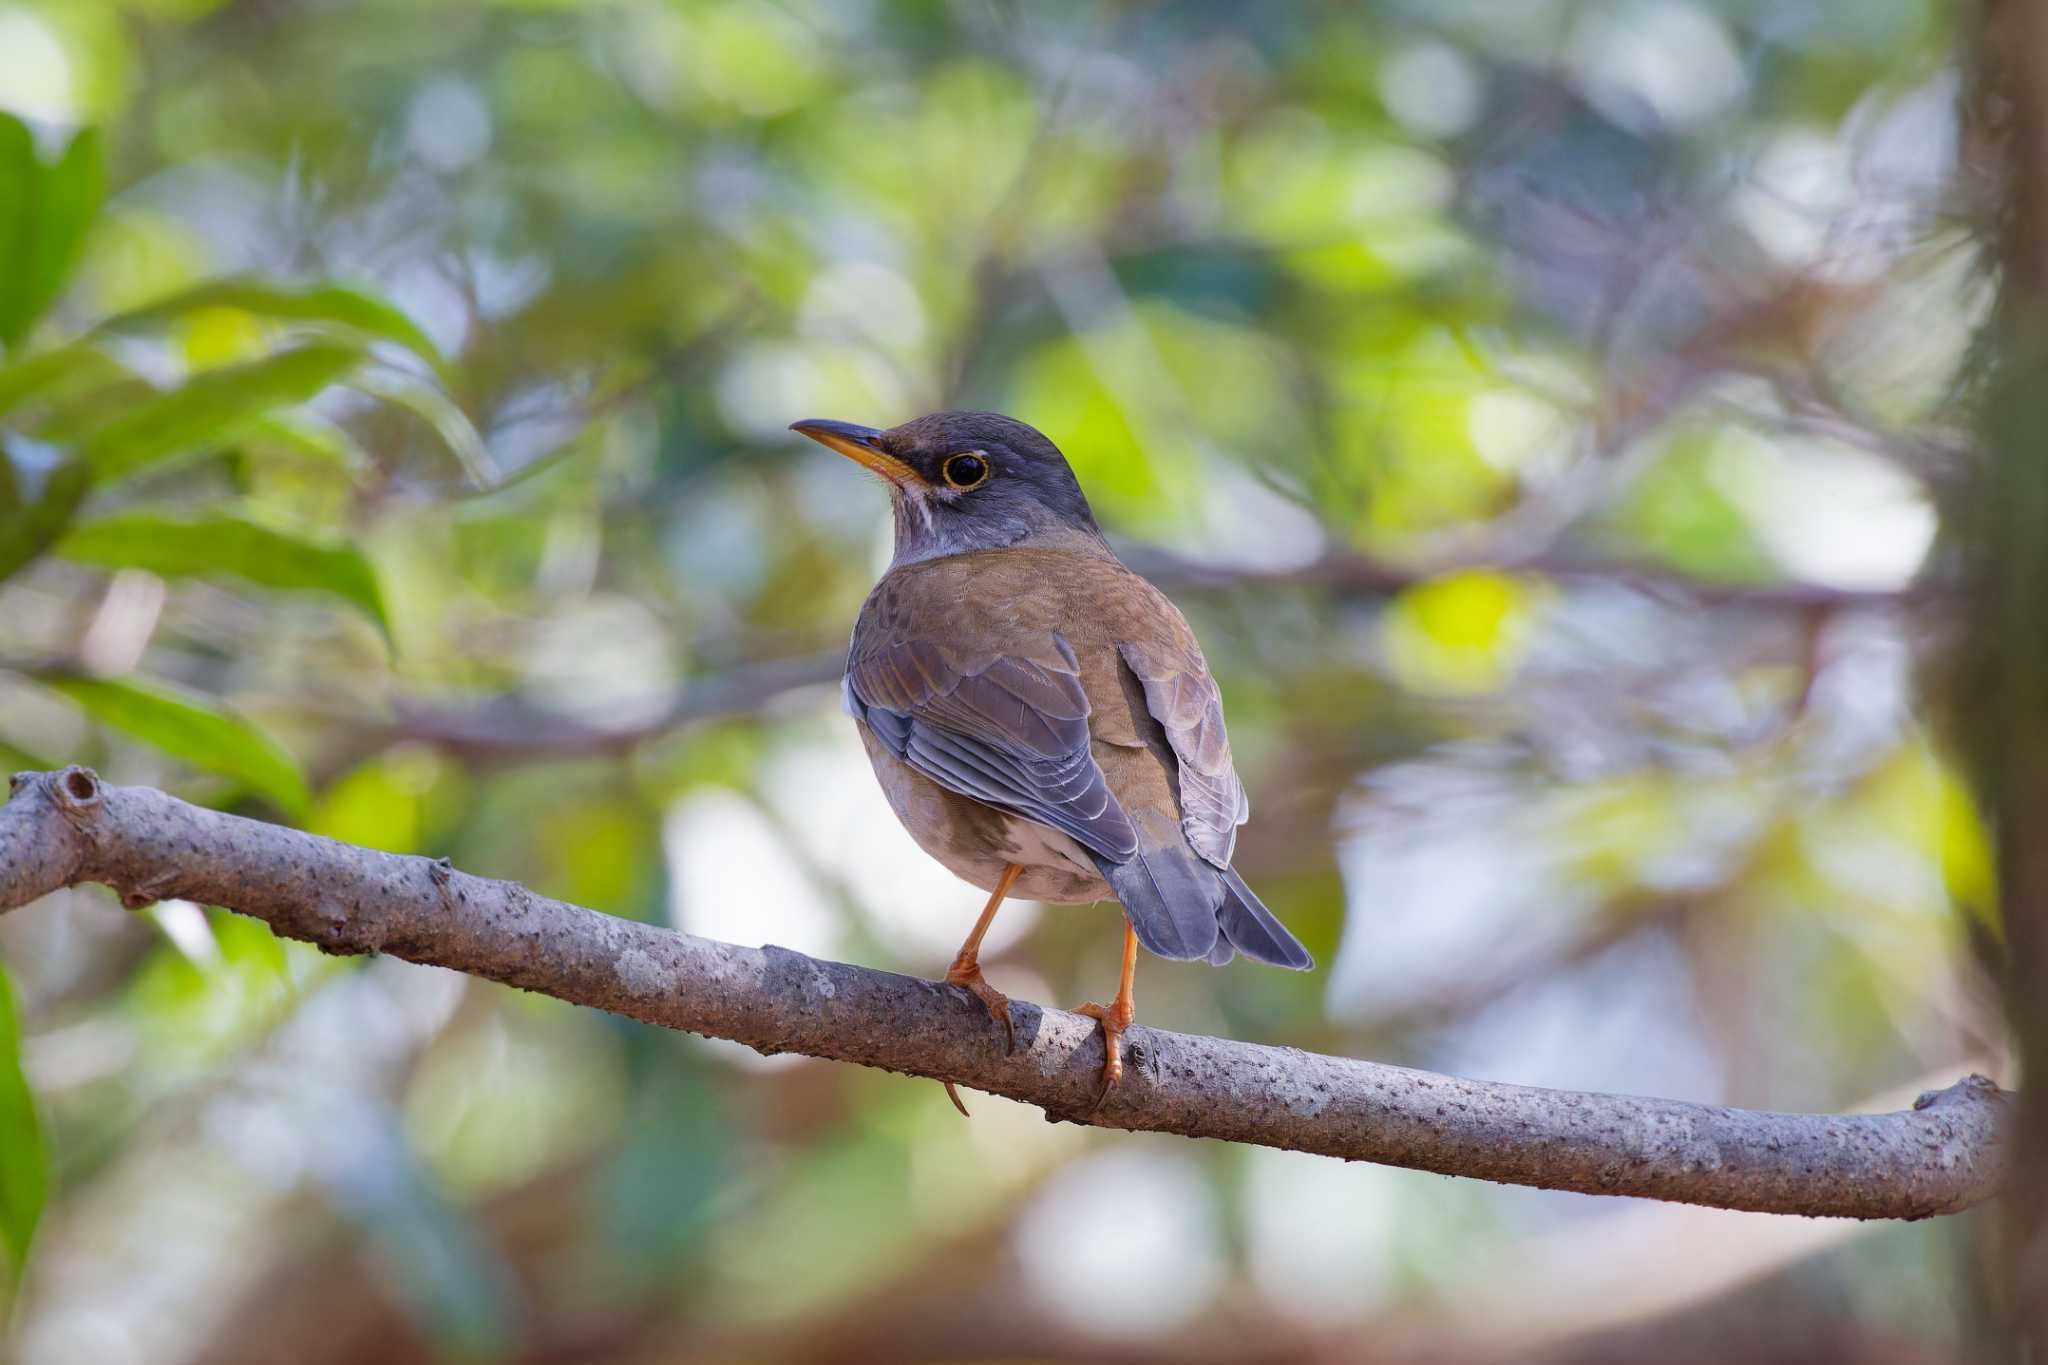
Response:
[[1071, 915, 1139, 1112], [941, 864, 1023, 1118]]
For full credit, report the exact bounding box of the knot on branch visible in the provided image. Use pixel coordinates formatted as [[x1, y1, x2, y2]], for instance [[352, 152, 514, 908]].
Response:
[[43, 767, 113, 869], [24, 766, 108, 833], [10, 767, 102, 809], [52, 765, 104, 812], [15, 767, 181, 910]]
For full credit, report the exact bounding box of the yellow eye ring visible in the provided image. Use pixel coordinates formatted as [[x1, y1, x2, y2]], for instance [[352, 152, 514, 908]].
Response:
[[941, 451, 991, 489]]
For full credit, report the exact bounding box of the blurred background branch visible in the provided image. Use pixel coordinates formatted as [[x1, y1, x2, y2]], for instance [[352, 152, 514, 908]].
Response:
[[292, 541, 1934, 770]]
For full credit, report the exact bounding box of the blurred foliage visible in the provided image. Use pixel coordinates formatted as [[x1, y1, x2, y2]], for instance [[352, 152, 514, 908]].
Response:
[[0, 966, 46, 1277], [0, 0, 2005, 1362]]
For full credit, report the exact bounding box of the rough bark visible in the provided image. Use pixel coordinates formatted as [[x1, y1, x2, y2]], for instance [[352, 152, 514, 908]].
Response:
[[0, 766, 2010, 1220]]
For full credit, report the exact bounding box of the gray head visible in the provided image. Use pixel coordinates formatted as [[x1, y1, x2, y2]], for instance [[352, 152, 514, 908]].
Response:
[[789, 410, 1106, 567]]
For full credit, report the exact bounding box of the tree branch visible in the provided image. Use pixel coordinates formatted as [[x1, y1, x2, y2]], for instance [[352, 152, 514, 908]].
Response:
[[0, 766, 2009, 1220]]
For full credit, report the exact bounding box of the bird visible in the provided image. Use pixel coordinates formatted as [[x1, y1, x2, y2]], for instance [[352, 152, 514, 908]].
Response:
[[790, 410, 1313, 1111]]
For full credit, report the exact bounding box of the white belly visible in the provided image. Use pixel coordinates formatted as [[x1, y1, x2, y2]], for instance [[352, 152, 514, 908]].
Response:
[[989, 813, 1113, 903]]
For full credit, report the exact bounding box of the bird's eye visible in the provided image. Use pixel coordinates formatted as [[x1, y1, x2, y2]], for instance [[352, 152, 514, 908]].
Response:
[[941, 451, 990, 489]]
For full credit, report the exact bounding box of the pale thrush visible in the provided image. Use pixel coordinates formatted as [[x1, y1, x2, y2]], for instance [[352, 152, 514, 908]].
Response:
[[791, 411, 1313, 1108]]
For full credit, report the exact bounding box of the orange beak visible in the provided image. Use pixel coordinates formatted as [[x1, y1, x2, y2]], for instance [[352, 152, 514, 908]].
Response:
[[789, 418, 924, 488]]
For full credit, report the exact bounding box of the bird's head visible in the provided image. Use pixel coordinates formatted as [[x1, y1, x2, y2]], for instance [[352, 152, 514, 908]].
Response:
[[790, 410, 1105, 566]]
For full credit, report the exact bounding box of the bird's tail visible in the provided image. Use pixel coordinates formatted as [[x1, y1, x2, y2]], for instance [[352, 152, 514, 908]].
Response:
[[1092, 817, 1312, 970], [1211, 866, 1313, 969], [1092, 826, 1223, 962]]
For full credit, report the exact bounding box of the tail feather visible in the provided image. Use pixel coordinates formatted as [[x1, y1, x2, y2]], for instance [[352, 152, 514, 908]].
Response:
[[1215, 867, 1314, 970], [1091, 828, 1312, 970], [1092, 842, 1221, 962]]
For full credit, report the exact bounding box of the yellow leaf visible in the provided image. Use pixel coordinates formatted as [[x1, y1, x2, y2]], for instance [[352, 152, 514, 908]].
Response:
[[179, 304, 264, 368], [1937, 766, 2000, 937], [1382, 569, 1541, 695]]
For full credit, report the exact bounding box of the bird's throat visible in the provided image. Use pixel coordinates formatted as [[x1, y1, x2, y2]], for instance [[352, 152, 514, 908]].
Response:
[[887, 489, 1114, 569]]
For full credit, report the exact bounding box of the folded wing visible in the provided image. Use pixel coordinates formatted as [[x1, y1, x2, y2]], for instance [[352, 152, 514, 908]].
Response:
[[846, 633, 1139, 863]]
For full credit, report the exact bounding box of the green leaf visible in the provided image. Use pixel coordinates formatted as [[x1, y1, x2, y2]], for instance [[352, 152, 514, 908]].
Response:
[[0, 967, 48, 1274], [0, 117, 104, 352], [0, 120, 29, 341], [0, 341, 134, 423], [47, 675, 311, 816], [101, 278, 447, 379], [56, 511, 389, 636], [0, 444, 91, 584], [25, 130, 102, 343], [71, 341, 365, 482]]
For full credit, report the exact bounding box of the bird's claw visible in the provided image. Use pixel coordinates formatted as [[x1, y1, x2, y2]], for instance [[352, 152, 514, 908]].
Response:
[[1071, 999, 1132, 1113], [946, 961, 1016, 1055]]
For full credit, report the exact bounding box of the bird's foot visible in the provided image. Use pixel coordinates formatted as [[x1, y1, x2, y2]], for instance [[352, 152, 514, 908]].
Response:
[[1071, 997, 1134, 1113], [944, 959, 1016, 1054]]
